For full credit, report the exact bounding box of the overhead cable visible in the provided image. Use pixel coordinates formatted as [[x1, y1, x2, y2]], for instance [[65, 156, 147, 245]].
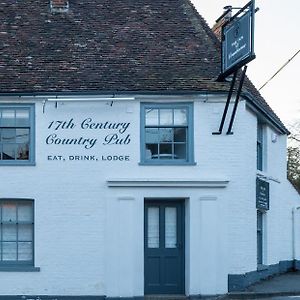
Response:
[[259, 49, 300, 91]]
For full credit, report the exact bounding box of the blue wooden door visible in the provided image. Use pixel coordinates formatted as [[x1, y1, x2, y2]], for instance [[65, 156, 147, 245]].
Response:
[[144, 200, 185, 294]]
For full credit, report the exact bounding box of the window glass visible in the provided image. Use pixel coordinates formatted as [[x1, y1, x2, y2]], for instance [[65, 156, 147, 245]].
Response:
[[1, 110, 15, 127], [18, 202, 33, 222], [3, 224, 17, 241], [174, 128, 186, 142], [145, 128, 159, 143], [257, 121, 264, 171], [174, 109, 187, 125], [165, 207, 177, 248], [18, 225, 33, 241], [3, 242, 17, 261], [257, 210, 264, 265], [2, 129, 16, 143], [148, 207, 159, 248], [15, 110, 30, 127], [18, 242, 33, 261], [159, 128, 173, 143], [145, 109, 159, 126], [174, 144, 186, 159], [159, 109, 173, 126], [2, 202, 17, 222]]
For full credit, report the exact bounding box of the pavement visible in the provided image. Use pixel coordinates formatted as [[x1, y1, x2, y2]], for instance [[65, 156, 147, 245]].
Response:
[[144, 273, 300, 300], [226, 271, 300, 299]]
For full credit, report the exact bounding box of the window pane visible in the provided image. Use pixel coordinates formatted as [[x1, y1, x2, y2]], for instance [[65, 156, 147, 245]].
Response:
[[159, 109, 173, 126], [2, 203, 16, 222], [174, 109, 187, 125], [15, 110, 30, 127], [145, 109, 159, 126], [3, 144, 16, 160], [165, 207, 177, 248], [174, 128, 186, 142], [159, 128, 173, 143], [18, 242, 33, 261], [148, 207, 159, 248], [145, 128, 159, 143], [257, 143, 263, 171], [18, 202, 33, 222], [174, 144, 186, 160], [2, 224, 17, 241], [16, 144, 29, 160], [1, 110, 15, 127], [146, 144, 158, 159], [18, 225, 33, 241], [16, 129, 29, 144], [257, 123, 263, 143], [1, 129, 16, 143], [159, 144, 173, 159], [2, 242, 17, 261]]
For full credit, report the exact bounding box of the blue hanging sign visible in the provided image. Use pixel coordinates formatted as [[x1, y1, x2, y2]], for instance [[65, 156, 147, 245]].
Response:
[[256, 178, 269, 210], [221, 1, 256, 78]]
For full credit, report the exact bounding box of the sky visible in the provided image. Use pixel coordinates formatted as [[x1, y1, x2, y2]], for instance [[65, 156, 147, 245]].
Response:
[[191, 0, 300, 127]]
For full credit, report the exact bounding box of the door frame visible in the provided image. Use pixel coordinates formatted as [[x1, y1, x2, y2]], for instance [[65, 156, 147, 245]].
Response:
[[144, 198, 185, 295]]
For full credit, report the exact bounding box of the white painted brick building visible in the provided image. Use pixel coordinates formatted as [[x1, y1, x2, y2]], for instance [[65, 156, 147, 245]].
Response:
[[0, 0, 299, 299]]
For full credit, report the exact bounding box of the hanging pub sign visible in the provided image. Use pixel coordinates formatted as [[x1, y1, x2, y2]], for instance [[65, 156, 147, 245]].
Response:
[[221, 0, 256, 78], [256, 178, 269, 210]]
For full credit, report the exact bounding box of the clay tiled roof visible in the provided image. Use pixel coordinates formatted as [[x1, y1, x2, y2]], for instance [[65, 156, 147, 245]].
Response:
[[0, 0, 288, 133]]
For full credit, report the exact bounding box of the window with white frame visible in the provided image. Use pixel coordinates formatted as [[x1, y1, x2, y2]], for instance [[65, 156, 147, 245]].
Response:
[[0, 200, 34, 266], [257, 121, 264, 171], [141, 103, 194, 164], [0, 105, 35, 165]]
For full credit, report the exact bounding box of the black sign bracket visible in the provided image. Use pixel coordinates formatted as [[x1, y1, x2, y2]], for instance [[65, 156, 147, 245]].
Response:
[[212, 70, 238, 135], [212, 65, 247, 135], [227, 65, 247, 134]]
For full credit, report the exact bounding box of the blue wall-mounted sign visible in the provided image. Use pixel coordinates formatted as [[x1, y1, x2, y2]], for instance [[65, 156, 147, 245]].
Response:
[[221, 0, 256, 78], [256, 178, 269, 210]]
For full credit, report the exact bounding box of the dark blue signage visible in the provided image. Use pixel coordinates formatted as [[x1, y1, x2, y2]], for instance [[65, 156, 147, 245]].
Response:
[[221, 1, 255, 77], [256, 178, 269, 210]]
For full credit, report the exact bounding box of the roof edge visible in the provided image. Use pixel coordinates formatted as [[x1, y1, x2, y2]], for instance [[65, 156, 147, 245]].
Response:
[[243, 91, 290, 135]]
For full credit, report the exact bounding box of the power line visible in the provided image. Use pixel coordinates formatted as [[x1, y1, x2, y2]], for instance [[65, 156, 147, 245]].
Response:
[[259, 49, 300, 91]]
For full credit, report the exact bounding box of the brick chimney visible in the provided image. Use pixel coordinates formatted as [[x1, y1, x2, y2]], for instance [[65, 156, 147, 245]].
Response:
[[212, 7, 232, 41], [50, 0, 69, 13]]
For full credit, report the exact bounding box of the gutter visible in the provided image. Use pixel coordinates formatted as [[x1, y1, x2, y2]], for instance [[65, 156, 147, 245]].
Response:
[[0, 89, 289, 135]]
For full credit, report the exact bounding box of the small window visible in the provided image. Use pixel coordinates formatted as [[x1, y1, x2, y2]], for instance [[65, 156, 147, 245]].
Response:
[[257, 210, 264, 265], [0, 200, 34, 266], [257, 121, 264, 171], [0, 105, 35, 165], [141, 103, 194, 164]]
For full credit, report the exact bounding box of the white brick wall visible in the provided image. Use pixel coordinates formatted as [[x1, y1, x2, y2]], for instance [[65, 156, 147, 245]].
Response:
[[0, 94, 298, 296]]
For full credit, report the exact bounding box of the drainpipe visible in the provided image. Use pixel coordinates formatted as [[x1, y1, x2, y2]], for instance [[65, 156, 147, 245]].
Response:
[[292, 207, 300, 270]]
